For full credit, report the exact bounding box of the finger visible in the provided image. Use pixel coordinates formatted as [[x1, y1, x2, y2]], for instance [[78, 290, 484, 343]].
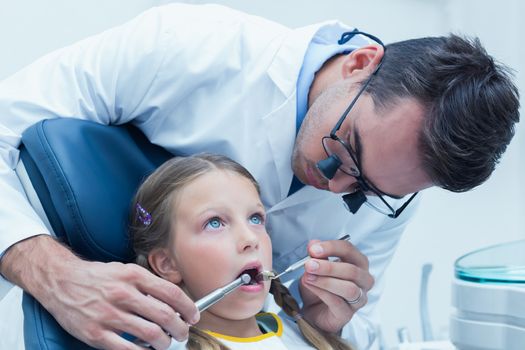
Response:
[[106, 310, 173, 350], [91, 330, 150, 350], [303, 273, 367, 307], [130, 265, 199, 324], [127, 294, 191, 342], [304, 259, 374, 291], [308, 239, 369, 269], [301, 280, 352, 321]]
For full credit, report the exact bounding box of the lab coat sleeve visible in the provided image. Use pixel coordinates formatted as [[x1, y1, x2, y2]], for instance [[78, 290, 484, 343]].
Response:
[[0, 6, 175, 298], [341, 196, 422, 349]]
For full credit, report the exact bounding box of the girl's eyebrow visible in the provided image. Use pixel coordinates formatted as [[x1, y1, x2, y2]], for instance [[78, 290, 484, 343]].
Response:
[[254, 202, 265, 210], [196, 202, 265, 216]]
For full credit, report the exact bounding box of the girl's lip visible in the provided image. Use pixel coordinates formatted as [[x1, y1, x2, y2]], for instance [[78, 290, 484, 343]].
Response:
[[237, 261, 262, 280], [239, 283, 264, 292]]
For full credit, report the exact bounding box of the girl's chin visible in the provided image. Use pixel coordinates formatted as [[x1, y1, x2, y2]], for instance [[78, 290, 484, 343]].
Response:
[[212, 298, 267, 319]]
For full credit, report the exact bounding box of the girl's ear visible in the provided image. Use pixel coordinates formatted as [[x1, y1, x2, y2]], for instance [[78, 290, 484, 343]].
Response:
[[148, 248, 182, 284]]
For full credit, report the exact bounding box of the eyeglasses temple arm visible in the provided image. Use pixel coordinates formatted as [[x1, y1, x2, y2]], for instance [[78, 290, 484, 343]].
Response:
[[390, 192, 419, 218], [330, 61, 383, 135]]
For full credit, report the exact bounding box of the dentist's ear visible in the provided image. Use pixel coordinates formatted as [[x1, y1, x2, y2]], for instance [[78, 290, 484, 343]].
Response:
[[341, 44, 384, 79], [148, 248, 182, 284]]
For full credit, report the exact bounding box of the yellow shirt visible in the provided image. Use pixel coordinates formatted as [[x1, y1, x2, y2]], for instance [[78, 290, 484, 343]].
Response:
[[205, 312, 315, 350]]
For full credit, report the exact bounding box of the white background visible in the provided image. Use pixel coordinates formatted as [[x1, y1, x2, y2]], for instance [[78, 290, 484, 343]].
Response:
[[1, 1, 523, 348]]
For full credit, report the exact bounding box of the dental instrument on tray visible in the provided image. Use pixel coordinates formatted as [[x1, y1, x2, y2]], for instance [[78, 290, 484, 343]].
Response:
[[257, 234, 351, 282], [195, 273, 252, 312]]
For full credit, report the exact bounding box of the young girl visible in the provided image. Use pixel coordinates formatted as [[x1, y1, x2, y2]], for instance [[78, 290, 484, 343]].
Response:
[[129, 154, 354, 350]]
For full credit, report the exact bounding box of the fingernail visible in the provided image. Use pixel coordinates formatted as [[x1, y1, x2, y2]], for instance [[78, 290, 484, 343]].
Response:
[[191, 314, 200, 324], [306, 260, 319, 271], [311, 244, 323, 255], [306, 273, 317, 282]]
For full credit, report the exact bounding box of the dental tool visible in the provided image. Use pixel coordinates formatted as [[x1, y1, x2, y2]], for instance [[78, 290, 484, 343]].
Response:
[[257, 234, 351, 282], [195, 273, 252, 312], [134, 273, 252, 347]]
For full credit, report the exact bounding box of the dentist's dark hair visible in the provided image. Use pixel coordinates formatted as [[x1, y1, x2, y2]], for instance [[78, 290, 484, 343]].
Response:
[[129, 154, 354, 350], [365, 34, 519, 191]]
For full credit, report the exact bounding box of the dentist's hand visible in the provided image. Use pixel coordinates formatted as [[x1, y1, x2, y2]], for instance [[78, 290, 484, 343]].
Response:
[[299, 238, 374, 334], [0, 235, 199, 350]]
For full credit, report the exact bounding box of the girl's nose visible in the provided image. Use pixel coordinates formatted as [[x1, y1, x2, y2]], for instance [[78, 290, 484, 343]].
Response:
[[237, 227, 259, 252]]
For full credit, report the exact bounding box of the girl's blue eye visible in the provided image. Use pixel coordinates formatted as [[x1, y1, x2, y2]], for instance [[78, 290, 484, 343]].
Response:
[[249, 214, 263, 225], [206, 218, 223, 229]]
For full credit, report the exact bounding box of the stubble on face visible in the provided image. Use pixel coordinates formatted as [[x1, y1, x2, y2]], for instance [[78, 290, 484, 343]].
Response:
[[291, 80, 355, 188]]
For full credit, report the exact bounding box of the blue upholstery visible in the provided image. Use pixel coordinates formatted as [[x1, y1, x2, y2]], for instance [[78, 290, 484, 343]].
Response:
[[20, 119, 173, 349]]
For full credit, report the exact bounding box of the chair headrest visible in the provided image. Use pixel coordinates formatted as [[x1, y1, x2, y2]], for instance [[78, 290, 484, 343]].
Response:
[[21, 119, 173, 262]]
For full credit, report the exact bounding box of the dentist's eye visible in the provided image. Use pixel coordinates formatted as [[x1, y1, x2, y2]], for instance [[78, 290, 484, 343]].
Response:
[[205, 217, 224, 230], [249, 214, 264, 225]]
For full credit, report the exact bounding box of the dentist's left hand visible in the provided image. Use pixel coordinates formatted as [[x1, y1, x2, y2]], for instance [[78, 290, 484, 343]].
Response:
[[299, 238, 374, 334]]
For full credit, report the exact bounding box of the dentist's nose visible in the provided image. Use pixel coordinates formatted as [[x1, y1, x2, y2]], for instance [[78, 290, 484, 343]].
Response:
[[328, 171, 359, 193]]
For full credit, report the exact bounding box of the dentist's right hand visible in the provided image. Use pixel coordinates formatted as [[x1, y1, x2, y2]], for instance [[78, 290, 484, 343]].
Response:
[[0, 235, 199, 350]]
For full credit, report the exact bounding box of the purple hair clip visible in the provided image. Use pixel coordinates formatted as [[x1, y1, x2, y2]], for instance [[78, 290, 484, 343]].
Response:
[[136, 203, 152, 226]]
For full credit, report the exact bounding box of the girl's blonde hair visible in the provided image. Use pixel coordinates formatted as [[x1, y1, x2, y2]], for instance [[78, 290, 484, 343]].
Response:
[[129, 154, 354, 350]]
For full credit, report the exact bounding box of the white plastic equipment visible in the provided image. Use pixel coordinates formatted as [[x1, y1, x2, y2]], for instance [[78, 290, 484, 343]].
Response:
[[450, 240, 525, 350]]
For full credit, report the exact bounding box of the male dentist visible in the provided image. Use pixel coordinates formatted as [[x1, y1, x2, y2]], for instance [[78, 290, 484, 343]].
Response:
[[0, 3, 519, 349]]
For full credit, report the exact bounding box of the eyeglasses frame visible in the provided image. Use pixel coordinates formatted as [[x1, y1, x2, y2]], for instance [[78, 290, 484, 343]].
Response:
[[323, 31, 418, 219]]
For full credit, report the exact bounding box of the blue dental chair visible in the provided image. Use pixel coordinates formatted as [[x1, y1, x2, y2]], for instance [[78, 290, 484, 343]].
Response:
[[19, 118, 173, 349]]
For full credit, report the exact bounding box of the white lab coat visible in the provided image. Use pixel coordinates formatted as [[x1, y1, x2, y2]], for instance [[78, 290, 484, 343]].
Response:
[[0, 4, 420, 349]]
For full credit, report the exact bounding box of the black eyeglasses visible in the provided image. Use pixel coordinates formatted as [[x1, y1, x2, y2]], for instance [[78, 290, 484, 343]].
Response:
[[316, 31, 418, 219]]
